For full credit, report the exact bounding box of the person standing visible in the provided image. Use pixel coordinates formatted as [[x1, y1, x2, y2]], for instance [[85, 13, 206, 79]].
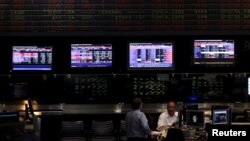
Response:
[[125, 98, 152, 141]]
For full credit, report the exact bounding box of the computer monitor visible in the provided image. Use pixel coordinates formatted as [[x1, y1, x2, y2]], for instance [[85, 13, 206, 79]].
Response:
[[12, 46, 52, 70], [181, 104, 199, 125], [9, 82, 28, 99], [129, 42, 174, 69], [185, 110, 204, 127], [248, 77, 250, 95], [0, 112, 19, 123], [194, 40, 235, 65], [71, 44, 112, 68], [212, 106, 231, 125]]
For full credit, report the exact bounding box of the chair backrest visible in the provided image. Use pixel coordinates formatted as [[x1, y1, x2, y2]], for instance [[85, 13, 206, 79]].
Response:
[[91, 120, 113, 136], [62, 121, 84, 137]]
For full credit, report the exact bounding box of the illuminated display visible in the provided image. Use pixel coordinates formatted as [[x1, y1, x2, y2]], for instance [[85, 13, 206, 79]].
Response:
[[1, 1, 250, 34], [213, 110, 229, 125], [129, 42, 173, 69], [71, 44, 112, 68], [248, 78, 250, 95], [13, 46, 52, 70], [194, 40, 235, 65]]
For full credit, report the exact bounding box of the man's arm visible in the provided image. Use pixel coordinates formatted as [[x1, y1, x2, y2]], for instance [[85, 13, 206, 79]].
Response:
[[140, 113, 151, 135], [157, 113, 167, 131]]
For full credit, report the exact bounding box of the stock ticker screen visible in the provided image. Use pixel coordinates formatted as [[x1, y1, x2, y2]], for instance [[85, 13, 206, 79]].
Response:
[[194, 40, 235, 65], [129, 42, 173, 69], [1, 0, 250, 35], [71, 44, 112, 68], [12, 46, 53, 70]]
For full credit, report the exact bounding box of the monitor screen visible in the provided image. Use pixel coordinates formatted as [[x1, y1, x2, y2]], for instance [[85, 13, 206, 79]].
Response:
[[0, 112, 19, 123], [13, 46, 52, 71], [71, 44, 112, 68], [194, 40, 235, 65], [185, 110, 204, 127], [9, 82, 28, 99], [212, 109, 230, 125], [245, 110, 250, 119], [248, 77, 250, 95], [129, 42, 173, 69]]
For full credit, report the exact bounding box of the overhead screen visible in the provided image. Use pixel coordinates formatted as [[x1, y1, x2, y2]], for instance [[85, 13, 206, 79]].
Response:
[[129, 42, 174, 69], [71, 44, 112, 68], [194, 40, 235, 65], [12, 46, 52, 71]]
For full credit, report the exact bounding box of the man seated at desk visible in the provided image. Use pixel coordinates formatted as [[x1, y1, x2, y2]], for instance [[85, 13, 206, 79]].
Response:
[[157, 101, 179, 131], [125, 98, 152, 141]]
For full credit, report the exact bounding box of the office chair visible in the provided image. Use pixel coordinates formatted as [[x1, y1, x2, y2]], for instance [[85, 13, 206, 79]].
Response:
[[61, 121, 87, 141], [90, 120, 115, 141]]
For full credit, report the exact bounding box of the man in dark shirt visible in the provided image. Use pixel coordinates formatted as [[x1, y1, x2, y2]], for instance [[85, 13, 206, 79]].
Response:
[[125, 98, 152, 141]]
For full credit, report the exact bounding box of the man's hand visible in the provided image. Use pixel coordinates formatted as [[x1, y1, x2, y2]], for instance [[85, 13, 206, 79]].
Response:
[[171, 122, 176, 127]]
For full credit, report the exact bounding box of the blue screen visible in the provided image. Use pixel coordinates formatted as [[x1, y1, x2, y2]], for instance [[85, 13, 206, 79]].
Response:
[[13, 46, 52, 71], [213, 109, 229, 125]]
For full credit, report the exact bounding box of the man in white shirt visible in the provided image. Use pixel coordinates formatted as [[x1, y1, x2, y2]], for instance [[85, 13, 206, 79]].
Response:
[[157, 101, 179, 131]]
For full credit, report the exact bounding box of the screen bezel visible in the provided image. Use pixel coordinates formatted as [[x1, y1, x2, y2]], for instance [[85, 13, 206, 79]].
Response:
[[127, 41, 175, 70], [70, 43, 113, 68], [193, 39, 235, 65], [12, 45, 53, 71]]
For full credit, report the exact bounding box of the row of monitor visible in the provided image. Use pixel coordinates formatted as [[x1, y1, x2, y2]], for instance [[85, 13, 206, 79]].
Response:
[[12, 39, 235, 71]]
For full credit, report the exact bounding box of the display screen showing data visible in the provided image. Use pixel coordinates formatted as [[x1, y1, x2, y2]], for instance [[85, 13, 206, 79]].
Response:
[[248, 78, 250, 96], [213, 110, 229, 125], [13, 46, 52, 70], [71, 44, 112, 68], [2, 1, 250, 35], [194, 40, 235, 65], [129, 42, 173, 69]]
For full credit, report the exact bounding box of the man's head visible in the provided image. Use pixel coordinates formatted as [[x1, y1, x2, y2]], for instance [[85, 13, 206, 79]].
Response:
[[131, 98, 143, 110], [167, 101, 177, 116]]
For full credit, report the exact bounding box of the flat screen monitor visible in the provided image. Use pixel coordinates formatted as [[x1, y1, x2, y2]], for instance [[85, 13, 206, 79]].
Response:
[[185, 110, 204, 127], [212, 106, 231, 125], [0, 112, 19, 123], [12, 46, 52, 71], [71, 44, 112, 68], [129, 42, 174, 69], [248, 77, 250, 95], [194, 40, 235, 65], [9, 82, 28, 99]]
